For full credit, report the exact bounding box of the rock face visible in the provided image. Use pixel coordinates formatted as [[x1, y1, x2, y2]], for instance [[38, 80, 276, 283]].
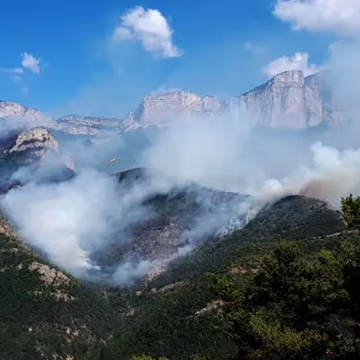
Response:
[[57, 114, 123, 135], [123, 91, 225, 130], [7, 127, 59, 155], [0, 69, 344, 136], [0, 127, 75, 191], [231, 70, 342, 129], [1, 127, 61, 169], [121, 71, 342, 131], [0, 101, 59, 130]]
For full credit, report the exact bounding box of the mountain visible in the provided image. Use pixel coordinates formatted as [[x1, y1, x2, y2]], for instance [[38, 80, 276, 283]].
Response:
[[0, 127, 75, 192], [103, 193, 348, 359], [121, 70, 342, 131], [0, 69, 343, 140], [0, 100, 59, 130], [91, 168, 248, 283], [2, 156, 360, 359], [0, 211, 117, 360], [57, 115, 123, 136], [232, 70, 342, 129], [123, 91, 225, 130]]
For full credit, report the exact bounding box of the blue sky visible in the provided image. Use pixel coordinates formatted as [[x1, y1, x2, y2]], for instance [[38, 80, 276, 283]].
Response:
[[0, 0, 349, 118]]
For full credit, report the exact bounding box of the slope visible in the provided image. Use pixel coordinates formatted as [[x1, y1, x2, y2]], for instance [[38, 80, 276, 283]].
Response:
[[104, 195, 346, 359], [0, 213, 117, 360]]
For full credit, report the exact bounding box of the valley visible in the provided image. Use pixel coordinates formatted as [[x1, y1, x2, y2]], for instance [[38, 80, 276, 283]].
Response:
[[0, 68, 360, 359]]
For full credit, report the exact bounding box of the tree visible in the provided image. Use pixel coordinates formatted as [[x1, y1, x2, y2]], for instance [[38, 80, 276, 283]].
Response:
[[341, 194, 360, 228], [208, 239, 360, 359]]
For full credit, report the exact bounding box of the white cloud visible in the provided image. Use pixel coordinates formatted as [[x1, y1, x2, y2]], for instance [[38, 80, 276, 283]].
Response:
[[274, 0, 360, 37], [21, 52, 41, 74], [263, 52, 318, 78], [0, 52, 41, 83], [112, 6, 182, 58]]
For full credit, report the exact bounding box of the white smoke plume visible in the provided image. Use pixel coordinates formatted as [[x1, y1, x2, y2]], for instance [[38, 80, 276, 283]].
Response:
[[1, 40, 360, 288]]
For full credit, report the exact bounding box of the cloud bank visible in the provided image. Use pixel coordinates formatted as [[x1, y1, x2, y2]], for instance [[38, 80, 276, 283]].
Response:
[[274, 0, 360, 37]]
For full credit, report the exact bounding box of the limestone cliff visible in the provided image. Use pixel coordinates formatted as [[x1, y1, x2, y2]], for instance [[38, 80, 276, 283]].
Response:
[[231, 70, 342, 129], [124, 91, 225, 130], [57, 114, 123, 135], [0, 127, 75, 190], [0, 101, 59, 130]]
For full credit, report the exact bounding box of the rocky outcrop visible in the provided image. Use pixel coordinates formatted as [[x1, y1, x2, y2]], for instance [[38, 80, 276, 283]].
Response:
[[233, 70, 308, 129], [0, 70, 345, 135], [0, 127, 75, 190], [123, 91, 225, 130], [7, 127, 59, 154], [57, 115, 123, 135], [231, 70, 342, 129], [120, 70, 343, 131], [0, 101, 59, 130]]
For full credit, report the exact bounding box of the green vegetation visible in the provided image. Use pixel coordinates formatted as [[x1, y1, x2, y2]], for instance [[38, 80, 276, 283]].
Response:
[[341, 193, 360, 228], [208, 238, 360, 359], [0, 228, 117, 360], [2, 194, 360, 359]]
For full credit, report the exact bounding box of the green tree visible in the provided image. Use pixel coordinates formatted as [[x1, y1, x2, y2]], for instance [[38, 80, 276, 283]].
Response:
[[208, 239, 360, 359], [341, 194, 360, 228]]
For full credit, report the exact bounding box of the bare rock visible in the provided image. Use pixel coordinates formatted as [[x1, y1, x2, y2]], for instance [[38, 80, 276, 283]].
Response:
[[0, 101, 59, 129]]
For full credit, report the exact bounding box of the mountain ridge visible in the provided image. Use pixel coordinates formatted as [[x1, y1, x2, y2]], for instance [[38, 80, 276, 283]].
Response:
[[0, 69, 344, 137]]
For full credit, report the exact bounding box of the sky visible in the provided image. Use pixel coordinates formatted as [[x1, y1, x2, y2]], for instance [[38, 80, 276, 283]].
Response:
[[0, 0, 357, 118]]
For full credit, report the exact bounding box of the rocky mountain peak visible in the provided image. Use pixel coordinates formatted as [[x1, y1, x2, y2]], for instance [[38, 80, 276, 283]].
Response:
[[234, 69, 341, 129], [0, 100, 25, 117], [271, 69, 306, 85], [126, 90, 224, 128], [7, 127, 59, 154], [0, 101, 59, 130], [57, 114, 123, 135], [0, 127, 75, 193], [0, 69, 344, 135]]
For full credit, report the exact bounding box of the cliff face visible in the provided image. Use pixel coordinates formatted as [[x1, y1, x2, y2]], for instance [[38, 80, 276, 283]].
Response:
[[0, 69, 345, 136], [230, 70, 342, 129], [123, 91, 225, 130], [0, 101, 59, 130], [57, 115, 123, 135], [7, 127, 59, 155], [0, 127, 75, 191], [120, 70, 342, 131], [2, 127, 60, 166]]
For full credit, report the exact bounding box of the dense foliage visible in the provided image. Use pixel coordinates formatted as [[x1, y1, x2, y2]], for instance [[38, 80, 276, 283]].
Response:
[[208, 238, 360, 359], [0, 230, 116, 360], [341, 194, 360, 228], [1, 194, 360, 359]]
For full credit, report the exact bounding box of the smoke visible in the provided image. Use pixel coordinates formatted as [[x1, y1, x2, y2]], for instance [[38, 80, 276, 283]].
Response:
[[254, 142, 360, 207], [1, 39, 360, 288], [0, 165, 173, 279]]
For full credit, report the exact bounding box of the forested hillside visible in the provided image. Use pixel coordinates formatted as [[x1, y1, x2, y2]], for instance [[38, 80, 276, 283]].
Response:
[[2, 194, 360, 359]]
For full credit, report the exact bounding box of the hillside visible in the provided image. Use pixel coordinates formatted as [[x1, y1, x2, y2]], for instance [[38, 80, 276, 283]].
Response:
[[0, 127, 75, 192], [0, 212, 117, 360], [1, 167, 360, 359], [90, 194, 347, 359]]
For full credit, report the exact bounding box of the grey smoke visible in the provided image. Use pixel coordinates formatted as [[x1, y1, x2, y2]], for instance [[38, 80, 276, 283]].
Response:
[[2, 40, 360, 287]]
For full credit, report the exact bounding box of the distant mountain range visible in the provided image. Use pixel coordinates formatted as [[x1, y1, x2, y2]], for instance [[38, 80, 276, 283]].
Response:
[[0, 70, 344, 137]]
